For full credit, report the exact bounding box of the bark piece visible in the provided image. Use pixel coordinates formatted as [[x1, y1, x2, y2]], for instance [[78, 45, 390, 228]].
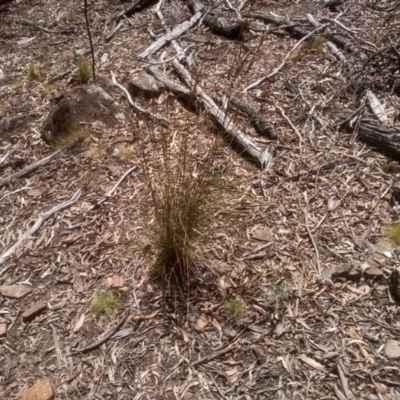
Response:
[[22, 303, 47, 322], [21, 379, 54, 400], [0, 285, 32, 299], [0, 323, 6, 337]]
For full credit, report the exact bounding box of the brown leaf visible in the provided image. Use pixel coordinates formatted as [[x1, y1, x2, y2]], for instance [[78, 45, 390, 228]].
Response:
[[298, 354, 324, 370]]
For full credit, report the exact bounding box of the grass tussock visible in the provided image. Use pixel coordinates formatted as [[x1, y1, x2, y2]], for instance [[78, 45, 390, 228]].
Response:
[[91, 289, 119, 315], [77, 58, 91, 84], [143, 128, 223, 292], [28, 62, 38, 81], [385, 223, 400, 245], [52, 128, 88, 149], [225, 297, 246, 317]]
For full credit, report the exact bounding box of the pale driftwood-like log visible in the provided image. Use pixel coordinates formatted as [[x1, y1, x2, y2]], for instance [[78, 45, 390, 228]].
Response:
[[146, 65, 192, 99], [0, 190, 82, 275], [366, 90, 388, 125], [0, 139, 78, 189], [138, 11, 203, 59], [110, 72, 169, 124], [209, 89, 277, 139], [187, 0, 248, 40], [171, 60, 272, 168]]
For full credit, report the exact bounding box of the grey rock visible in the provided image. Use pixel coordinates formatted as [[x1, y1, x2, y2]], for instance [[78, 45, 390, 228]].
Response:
[[128, 72, 165, 99]]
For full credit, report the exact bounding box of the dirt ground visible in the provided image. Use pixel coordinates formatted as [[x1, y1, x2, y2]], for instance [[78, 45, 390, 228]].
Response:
[[1, 0, 400, 399]]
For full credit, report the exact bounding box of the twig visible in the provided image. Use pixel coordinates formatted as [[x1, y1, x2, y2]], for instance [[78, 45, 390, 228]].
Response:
[[191, 331, 244, 366], [71, 311, 129, 354], [276, 105, 303, 148], [299, 193, 321, 277], [0, 149, 13, 166], [0, 139, 78, 188], [246, 24, 328, 90], [83, 0, 96, 81], [90, 166, 137, 210], [49, 323, 63, 370], [110, 72, 169, 124], [0, 190, 82, 273]]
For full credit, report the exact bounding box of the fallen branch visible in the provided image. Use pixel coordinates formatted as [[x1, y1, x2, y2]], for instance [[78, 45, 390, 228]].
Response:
[[246, 24, 328, 90], [110, 72, 169, 124], [0, 149, 13, 167], [138, 11, 203, 59], [187, 0, 249, 40], [90, 165, 137, 210], [191, 332, 244, 366], [172, 59, 272, 168], [71, 311, 129, 354], [0, 139, 78, 189], [0, 189, 82, 274]]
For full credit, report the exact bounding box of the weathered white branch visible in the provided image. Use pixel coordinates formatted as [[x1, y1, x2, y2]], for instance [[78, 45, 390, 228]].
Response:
[[0, 190, 82, 274], [138, 11, 202, 59]]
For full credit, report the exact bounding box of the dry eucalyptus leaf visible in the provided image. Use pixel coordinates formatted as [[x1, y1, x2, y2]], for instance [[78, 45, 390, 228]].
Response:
[[195, 315, 209, 330], [73, 314, 85, 332], [299, 354, 324, 370], [251, 228, 274, 242], [105, 274, 124, 288], [327, 198, 341, 211], [27, 186, 47, 197]]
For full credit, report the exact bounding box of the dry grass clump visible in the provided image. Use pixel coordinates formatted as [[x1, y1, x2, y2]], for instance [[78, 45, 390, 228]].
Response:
[[385, 223, 400, 245], [77, 58, 91, 84], [91, 290, 119, 315], [143, 128, 223, 292], [225, 297, 246, 317]]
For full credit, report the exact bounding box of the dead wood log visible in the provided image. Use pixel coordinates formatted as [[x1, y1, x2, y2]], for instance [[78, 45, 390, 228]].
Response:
[[338, 117, 400, 159], [112, 0, 152, 21], [152, 68, 277, 139], [209, 91, 277, 139], [171, 59, 272, 168], [138, 11, 203, 59], [186, 0, 248, 40], [0, 139, 78, 189], [246, 12, 364, 57]]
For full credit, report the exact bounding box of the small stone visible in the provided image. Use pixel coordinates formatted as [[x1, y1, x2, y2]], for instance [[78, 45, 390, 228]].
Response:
[[0, 323, 6, 337], [385, 340, 400, 359], [22, 303, 47, 322], [0, 68, 4, 80], [21, 379, 54, 400], [364, 268, 384, 279], [0, 285, 32, 299]]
